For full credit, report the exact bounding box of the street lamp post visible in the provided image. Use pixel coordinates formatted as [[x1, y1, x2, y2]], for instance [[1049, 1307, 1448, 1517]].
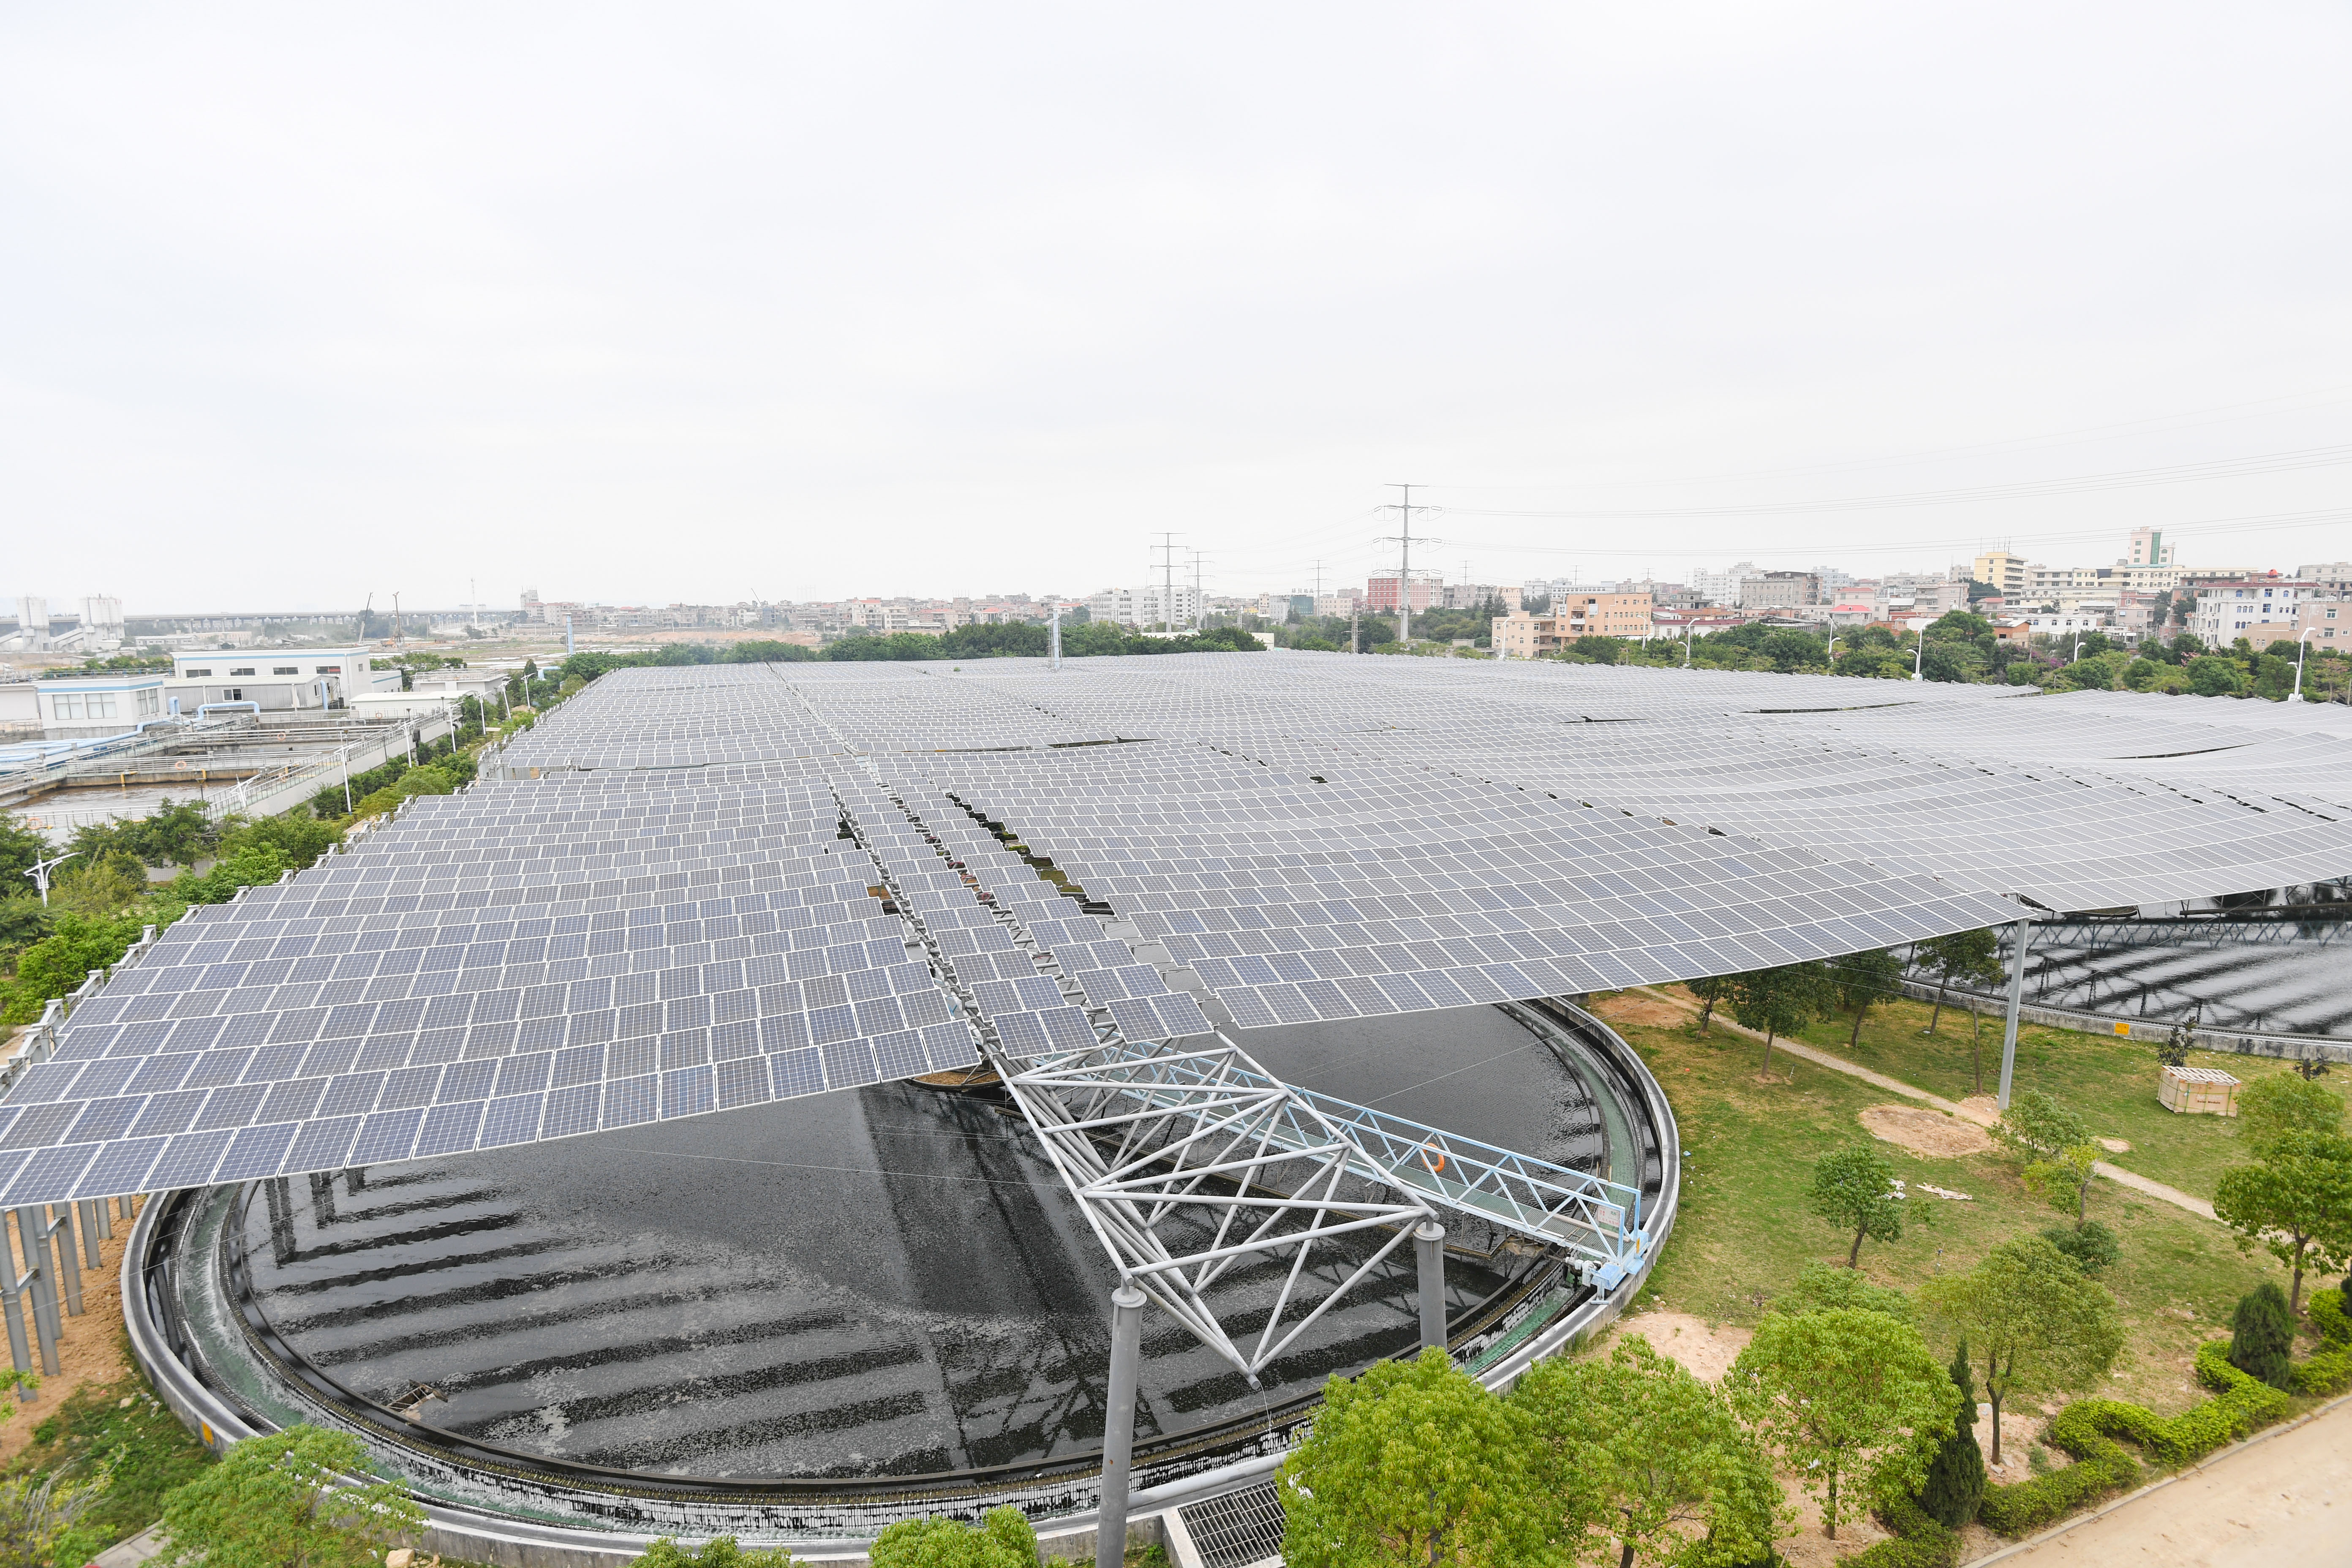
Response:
[[2291, 626, 2319, 702], [24, 853, 78, 907], [1911, 634, 1925, 682], [1682, 623, 1693, 667]]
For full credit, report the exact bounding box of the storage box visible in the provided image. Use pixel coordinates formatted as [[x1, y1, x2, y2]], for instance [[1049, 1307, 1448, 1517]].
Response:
[[2159, 1064, 2240, 1116]]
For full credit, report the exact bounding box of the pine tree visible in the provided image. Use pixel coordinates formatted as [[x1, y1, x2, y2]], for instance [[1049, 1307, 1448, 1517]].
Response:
[[1915, 1339, 1987, 1527], [2229, 1282, 2296, 1391]]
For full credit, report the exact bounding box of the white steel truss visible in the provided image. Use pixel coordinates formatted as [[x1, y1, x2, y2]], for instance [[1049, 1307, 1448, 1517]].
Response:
[[824, 759, 1655, 1386]]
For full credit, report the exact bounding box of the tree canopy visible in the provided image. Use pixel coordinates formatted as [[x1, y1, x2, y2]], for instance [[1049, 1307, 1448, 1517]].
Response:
[[1516, 1336, 1780, 1568], [155, 1424, 423, 1568], [1279, 1349, 1561, 1568], [1921, 1236, 2124, 1465], [1810, 1143, 1909, 1267], [1727, 1307, 1957, 1540], [2213, 1130, 2352, 1312]]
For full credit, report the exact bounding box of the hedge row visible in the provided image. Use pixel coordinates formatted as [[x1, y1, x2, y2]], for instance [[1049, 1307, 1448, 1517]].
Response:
[[2293, 1293, 2352, 1396], [1976, 1342, 2290, 1535], [1851, 1495, 1961, 1568]]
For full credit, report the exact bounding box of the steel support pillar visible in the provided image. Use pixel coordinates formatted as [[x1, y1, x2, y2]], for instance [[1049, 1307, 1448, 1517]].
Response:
[[47, 1209, 82, 1317], [1414, 1220, 1448, 1353], [14, 1211, 60, 1375], [1998, 919, 2028, 1111], [79, 1200, 105, 1264], [1095, 1284, 1147, 1568], [0, 1248, 33, 1399]]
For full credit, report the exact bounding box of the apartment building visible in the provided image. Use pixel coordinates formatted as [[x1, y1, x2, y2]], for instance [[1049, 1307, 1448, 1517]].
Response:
[[1493, 593, 1655, 658], [2189, 581, 2314, 644]]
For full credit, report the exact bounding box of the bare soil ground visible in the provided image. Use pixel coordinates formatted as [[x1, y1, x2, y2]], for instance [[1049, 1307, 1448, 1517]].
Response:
[[1590, 992, 1693, 1030], [1600, 1307, 1752, 1382], [0, 1200, 141, 1465], [1859, 1103, 1996, 1158]]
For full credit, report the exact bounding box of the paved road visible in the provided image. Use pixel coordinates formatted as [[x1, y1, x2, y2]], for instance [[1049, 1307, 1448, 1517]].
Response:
[[1970, 1396, 2352, 1566]]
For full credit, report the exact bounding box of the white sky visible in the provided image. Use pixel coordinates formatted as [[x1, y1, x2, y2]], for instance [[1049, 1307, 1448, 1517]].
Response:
[[3, 3, 2349, 614]]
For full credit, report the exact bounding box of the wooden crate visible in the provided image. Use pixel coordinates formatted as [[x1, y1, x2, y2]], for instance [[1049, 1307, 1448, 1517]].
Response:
[[2159, 1064, 2240, 1116]]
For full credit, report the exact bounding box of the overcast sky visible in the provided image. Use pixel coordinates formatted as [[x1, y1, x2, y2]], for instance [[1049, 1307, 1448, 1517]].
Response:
[[4, 3, 2348, 615]]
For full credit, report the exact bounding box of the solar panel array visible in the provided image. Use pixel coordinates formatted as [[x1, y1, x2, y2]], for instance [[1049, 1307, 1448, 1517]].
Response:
[[12, 649, 2352, 1208]]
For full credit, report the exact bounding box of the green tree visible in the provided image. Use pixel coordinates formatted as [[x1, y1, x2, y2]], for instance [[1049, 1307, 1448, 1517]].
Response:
[[1826, 948, 1903, 1048], [1, 911, 147, 1026], [1915, 1340, 1986, 1528], [1727, 1308, 1956, 1541], [2235, 1075, 2347, 1152], [1810, 1143, 1907, 1267], [50, 853, 147, 918], [1996, 1089, 2104, 1228], [1688, 973, 1731, 1036], [1729, 962, 1831, 1077], [868, 1509, 1032, 1568], [1279, 1348, 1562, 1568], [631, 1537, 798, 1568], [2187, 654, 2246, 697], [1920, 1236, 2125, 1465], [1914, 928, 2002, 1035], [2227, 1282, 2296, 1390], [1515, 1336, 1779, 1568], [156, 1424, 424, 1568], [0, 818, 49, 888], [2212, 1130, 2352, 1312], [1775, 1260, 1913, 1320], [2024, 1143, 2103, 1229]]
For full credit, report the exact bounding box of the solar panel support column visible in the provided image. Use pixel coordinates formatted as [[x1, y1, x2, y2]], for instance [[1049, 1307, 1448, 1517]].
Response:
[[14, 1213, 61, 1375], [1415, 1220, 1448, 1353], [0, 1253, 34, 1398], [46, 1207, 84, 1318], [1998, 919, 2028, 1111], [1094, 1282, 1148, 1568], [79, 1200, 105, 1264]]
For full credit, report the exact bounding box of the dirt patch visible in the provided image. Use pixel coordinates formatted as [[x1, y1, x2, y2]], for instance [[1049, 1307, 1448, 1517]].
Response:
[[0, 1199, 142, 1465], [1590, 992, 1691, 1030], [1600, 1308, 1752, 1382], [1957, 1094, 2001, 1124], [2098, 1136, 2132, 1153], [1857, 1104, 1995, 1158], [1775, 1475, 1895, 1566], [1979, 1406, 2057, 1485]]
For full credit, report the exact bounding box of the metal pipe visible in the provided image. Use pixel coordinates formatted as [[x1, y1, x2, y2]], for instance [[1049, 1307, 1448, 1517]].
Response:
[[1998, 919, 2028, 1111], [1415, 1219, 1448, 1352], [1094, 1283, 1148, 1568], [80, 1199, 106, 1260]]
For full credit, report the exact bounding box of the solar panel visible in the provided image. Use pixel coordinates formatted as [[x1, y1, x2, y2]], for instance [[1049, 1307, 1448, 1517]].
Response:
[[12, 651, 2350, 1207]]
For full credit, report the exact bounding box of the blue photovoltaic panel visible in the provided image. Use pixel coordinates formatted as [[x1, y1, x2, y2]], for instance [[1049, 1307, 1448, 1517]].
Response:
[[23, 654, 2325, 1207]]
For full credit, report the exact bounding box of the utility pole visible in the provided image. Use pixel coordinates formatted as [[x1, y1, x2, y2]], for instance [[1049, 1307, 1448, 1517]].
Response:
[[1377, 484, 1438, 646], [1191, 551, 1205, 632], [1153, 533, 1180, 637]]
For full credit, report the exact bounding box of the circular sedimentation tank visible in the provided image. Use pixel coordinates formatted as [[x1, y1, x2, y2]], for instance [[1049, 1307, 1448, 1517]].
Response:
[[131, 1001, 1675, 1546]]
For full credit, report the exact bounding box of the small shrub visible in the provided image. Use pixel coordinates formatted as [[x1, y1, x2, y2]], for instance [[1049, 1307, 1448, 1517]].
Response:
[[870, 1508, 1037, 1568], [633, 1537, 798, 1568], [2229, 1282, 2295, 1390], [2040, 1221, 2119, 1275]]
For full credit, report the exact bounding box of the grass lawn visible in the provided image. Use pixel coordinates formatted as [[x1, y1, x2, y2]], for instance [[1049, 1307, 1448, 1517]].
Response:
[[1661, 983, 2338, 1202], [3, 1332, 214, 1554], [1601, 995, 2300, 1417]]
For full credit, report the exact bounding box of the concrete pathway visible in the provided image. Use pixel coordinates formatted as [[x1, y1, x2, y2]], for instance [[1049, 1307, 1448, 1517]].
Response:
[[87, 1524, 165, 1568], [1628, 988, 2221, 1225]]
